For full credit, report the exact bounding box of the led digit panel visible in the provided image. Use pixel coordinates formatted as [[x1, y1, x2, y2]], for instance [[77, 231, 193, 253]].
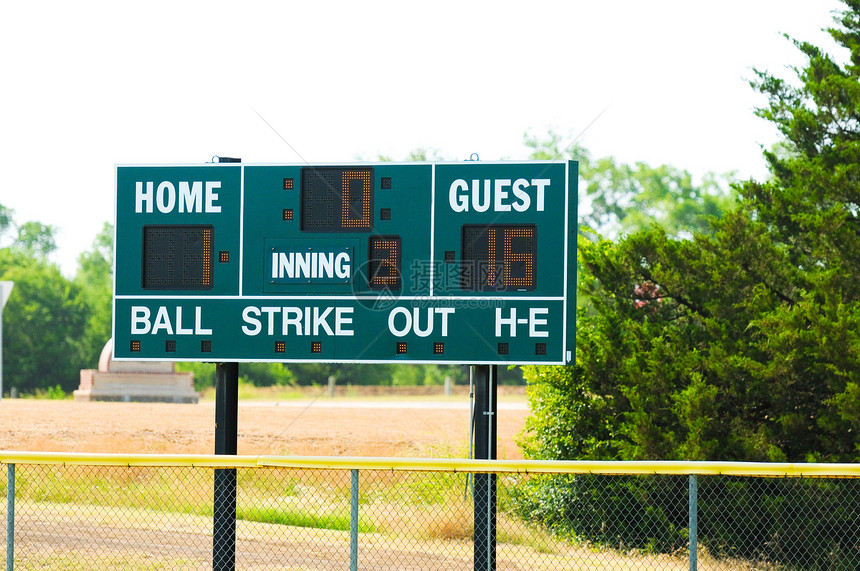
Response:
[[461, 224, 536, 291], [142, 225, 213, 290], [368, 235, 401, 290], [301, 167, 374, 232]]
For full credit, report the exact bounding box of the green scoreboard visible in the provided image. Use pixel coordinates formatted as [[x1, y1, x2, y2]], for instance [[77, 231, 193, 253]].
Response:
[[112, 161, 577, 364]]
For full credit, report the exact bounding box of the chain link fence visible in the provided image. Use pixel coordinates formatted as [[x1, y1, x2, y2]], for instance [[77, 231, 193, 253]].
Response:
[[2, 454, 860, 570]]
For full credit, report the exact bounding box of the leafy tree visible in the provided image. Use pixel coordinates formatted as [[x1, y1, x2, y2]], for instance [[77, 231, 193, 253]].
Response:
[[391, 364, 465, 386], [15, 221, 57, 258], [521, 1, 860, 464], [375, 147, 447, 162], [0, 248, 89, 394], [0, 204, 58, 257], [516, 7, 860, 561], [0, 206, 90, 394], [181, 362, 404, 390], [178, 362, 296, 391], [282, 363, 394, 386], [0, 205, 14, 245], [524, 131, 735, 238], [74, 222, 114, 366]]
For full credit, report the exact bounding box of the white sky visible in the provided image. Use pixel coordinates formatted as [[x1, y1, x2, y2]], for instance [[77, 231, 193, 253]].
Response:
[[0, 1, 847, 276]]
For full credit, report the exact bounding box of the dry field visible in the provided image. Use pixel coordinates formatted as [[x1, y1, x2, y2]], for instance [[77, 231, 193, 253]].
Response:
[[0, 397, 719, 571], [0, 397, 530, 459]]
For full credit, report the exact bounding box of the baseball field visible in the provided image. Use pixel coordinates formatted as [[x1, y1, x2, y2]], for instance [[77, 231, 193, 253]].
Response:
[[0, 393, 530, 458]]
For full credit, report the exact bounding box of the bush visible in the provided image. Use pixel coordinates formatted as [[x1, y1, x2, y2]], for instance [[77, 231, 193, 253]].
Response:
[[699, 477, 860, 569], [29, 384, 67, 400], [511, 474, 688, 554], [512, 473, 860, 569]]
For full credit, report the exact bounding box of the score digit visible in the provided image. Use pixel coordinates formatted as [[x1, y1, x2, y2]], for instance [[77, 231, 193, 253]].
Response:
[[142, 225, 214, 290], [301, 167, 374, 232], [461, 224, 536, 291], [368, 235, 401, 290]]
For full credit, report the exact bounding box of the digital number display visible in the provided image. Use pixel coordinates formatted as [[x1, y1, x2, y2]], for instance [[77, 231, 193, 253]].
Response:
[[142, 225, 213, 290], [301, 167, 373, 232], [368, 235, 401, 290], [461, 224, 536, 291]]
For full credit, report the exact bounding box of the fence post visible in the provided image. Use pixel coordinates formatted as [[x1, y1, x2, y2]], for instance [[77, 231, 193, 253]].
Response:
[[689, 475, 698, 571], [350, 469, 359, 571], [6, 463, 14, 571], [473, 365, 497, 571], [214, 362, 238, 571]]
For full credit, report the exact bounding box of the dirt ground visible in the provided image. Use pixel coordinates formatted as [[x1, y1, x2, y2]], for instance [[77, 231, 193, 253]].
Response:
[[0, 397, 531, 459]]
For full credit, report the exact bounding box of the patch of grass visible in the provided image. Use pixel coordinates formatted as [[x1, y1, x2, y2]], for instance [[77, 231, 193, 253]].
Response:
[[14, 465, 214, 515], [238, 505, 375, 532], [18, 552, 205, 570], [20, 384, 68, 400], [497, 515, 561, 554], [423, 500, 473, 541], [198, 382, 310, 401]]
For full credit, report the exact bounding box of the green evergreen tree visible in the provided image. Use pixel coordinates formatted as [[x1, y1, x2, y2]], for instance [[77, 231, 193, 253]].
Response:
[[522, 1, 860, 463]]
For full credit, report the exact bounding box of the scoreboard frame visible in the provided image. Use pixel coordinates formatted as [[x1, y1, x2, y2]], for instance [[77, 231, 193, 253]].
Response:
[[112, 160, 577, 365]]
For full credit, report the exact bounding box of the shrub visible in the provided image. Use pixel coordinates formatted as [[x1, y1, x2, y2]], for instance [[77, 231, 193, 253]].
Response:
[[511, 474, 688, 554]]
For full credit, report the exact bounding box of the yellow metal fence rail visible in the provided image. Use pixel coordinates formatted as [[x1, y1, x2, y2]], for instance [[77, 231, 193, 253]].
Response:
[[4, 451, 860, 475], [2, 452, 860, 570]]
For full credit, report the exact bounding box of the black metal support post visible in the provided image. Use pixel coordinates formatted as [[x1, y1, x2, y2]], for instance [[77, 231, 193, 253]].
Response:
[[214, 362, 238, 571], [472, 364, 497, 571]]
